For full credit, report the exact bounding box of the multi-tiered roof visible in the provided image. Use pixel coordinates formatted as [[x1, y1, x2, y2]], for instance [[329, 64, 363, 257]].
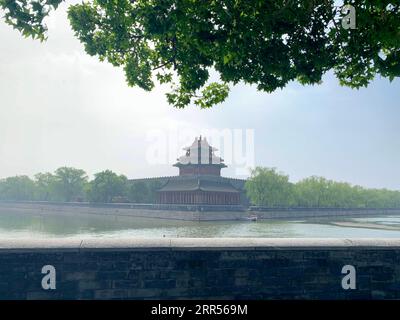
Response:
[[156, 137, 242, 205], [174, 136, 226, 176]]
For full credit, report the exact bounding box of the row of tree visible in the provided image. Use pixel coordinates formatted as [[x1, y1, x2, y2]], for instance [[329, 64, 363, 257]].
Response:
[[245, 167, 400, 208], [0, 167, 161, 204], [3, 166, 400, 208]]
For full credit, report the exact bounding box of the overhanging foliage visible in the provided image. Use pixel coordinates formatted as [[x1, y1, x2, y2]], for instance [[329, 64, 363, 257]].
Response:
[[1, 0, 399, 108]]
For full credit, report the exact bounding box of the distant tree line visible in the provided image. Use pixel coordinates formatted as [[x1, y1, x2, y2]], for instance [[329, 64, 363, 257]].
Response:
[[0, 167, 161, 204], [245, 167, 400, 209], [3, 166, 400, 208]]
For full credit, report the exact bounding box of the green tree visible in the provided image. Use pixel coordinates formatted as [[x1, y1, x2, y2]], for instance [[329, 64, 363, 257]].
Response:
[[53, 167, 88, 202], [245, 167, 293, 207], [294, 176, 333, 207], [88, 170, 128, 203], [347, 185, 368, 208], [146, 179, 164, 203], [129, 181, 150, 203], [128, 179, 164, 203], [327, 181, 361, 208], [1, 0, 399, 108], [360, 188, 400, 208], [34, 172, 57, 201], [0, 175, 36, 201]]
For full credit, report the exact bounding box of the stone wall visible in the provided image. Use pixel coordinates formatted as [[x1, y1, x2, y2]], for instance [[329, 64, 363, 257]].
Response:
[[0, 201, 247, 221], [251, 207, 400, 219], [1, 201, 400, 221], [1, 239, 400, 300]]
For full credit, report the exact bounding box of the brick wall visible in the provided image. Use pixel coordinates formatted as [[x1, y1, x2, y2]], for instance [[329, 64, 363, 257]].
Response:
[[2, 201, 400, 221], [1, 239, 400, 300]]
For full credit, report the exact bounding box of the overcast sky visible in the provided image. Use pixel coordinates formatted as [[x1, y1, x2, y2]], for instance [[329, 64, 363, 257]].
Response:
[[0, 2, 399, 190]]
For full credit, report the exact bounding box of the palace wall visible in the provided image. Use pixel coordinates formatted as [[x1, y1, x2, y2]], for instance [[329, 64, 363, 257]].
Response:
[[1, 201, 400, 221], [178, 166, 222, 176]]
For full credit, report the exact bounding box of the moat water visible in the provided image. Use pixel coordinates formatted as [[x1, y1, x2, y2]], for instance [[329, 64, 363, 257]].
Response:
[[1, 210, 400, 239]]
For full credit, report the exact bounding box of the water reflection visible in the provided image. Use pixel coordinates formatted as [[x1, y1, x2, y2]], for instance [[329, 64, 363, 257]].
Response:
[[1, 210, 400, 239]]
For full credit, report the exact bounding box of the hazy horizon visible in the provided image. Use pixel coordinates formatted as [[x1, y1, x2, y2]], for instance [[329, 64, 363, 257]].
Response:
[[1, 2, 399, 190]]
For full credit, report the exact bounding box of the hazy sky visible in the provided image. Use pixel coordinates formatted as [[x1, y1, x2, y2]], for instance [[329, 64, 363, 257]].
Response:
[[1, 2, 399, 190]]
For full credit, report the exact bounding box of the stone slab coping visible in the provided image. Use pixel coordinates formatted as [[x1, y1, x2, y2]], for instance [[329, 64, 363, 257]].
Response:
[[0, 238, 400, 252]]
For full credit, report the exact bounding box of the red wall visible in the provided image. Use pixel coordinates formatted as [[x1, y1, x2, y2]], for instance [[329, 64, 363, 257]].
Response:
[[179, 165, 221, 176]]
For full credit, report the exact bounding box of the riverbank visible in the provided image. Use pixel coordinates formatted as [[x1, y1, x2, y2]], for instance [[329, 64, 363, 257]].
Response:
[[1, 201, 400, 221], [330, 221, 400, 231]]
